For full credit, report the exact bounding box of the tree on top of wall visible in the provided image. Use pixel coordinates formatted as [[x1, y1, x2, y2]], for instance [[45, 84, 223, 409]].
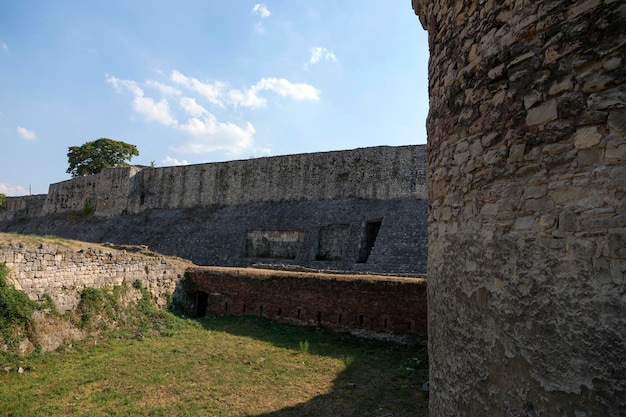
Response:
[[66, 138, 139, 177], [0, 193, 6, 210]]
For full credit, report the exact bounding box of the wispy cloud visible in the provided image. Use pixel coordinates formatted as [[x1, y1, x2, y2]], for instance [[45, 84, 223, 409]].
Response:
[[171, 71, 226, 107], [309, 47, 338, 64], [106, 71, 319, 157], [161, 156, 189, 166], [176, 115, 255, 155], [144, 80, 180, 97], [106, 75, 177, 126], [170, 71, 319, 108], [252, 4, 271, 18], [0, 183, 28, 196], [229, 78, 320, 108], [251, 4, 271, 34], [180, 97, 208, 117], [0, 42, 7, 51], [16, 126, 36, 140]]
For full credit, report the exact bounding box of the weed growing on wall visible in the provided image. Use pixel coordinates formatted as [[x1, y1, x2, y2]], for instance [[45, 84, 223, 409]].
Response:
[[74, 286, 122, 330], [72, 281, 185, 338], [0, 263, 39, 360]]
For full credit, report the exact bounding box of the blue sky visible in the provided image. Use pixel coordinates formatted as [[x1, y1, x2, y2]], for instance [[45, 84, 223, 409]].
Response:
[[0, 1, 428, 196]]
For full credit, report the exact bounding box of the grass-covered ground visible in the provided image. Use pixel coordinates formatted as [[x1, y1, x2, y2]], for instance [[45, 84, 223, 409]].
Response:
[[0, 315, 428, 417]]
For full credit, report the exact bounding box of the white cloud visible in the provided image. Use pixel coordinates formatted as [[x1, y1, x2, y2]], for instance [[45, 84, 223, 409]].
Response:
[[1, 42, 7, 51], [180, 97, 208, 117], [106, 75, 177, 126], [161, 156, 189, 166], [254, 77, 320, 101], [228, 88, 267, 108], [175, 114, 255, 155], [0, 183, 28, 196], [169, 71, 319, 109], [171, 70, 226, 107], [16, 126, 36, 140], [309, 47, 338, 64], [230, 78, 320, 108], [145, 80, 180, 96], [134, 96, 177, 125], [252, 4, 271, 18], [106, 72, 320, 157]]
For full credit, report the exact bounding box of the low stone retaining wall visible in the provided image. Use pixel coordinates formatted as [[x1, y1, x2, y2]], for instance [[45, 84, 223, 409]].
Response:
[[0, 237, 427, 341], [0, 241, 190, 312], [187, 266, 427, 340]]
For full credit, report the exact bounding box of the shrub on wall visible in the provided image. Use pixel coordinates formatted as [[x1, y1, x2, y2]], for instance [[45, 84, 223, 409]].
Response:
[[0, 263, 39, 358], [71, 281, 184, 337]]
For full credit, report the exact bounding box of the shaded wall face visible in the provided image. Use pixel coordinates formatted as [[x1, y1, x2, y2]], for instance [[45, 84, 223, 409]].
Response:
[[420, 0, 625, 415], [188, 268, 427, 338]]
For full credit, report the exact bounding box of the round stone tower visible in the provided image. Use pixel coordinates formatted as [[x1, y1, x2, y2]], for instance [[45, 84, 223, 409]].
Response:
[[412, 0, 625, 415]]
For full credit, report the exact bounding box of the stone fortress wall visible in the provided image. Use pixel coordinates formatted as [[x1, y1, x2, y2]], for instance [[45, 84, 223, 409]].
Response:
[[412, 0, 625, 415], [1, 145, 428, 274], [0, 239, 426, 341]]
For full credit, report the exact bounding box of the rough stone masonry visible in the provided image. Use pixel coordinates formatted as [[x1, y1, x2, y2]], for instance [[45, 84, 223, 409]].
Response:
[[412, 0, 625, 415], [1, 145, 428, 275]]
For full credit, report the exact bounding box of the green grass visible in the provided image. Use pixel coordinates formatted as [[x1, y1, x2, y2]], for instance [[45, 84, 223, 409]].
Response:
[[0, 316, 429, 417]]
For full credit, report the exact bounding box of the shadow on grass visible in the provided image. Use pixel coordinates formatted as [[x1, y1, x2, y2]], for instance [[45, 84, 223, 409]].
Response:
[[196, 315, 429, 417]]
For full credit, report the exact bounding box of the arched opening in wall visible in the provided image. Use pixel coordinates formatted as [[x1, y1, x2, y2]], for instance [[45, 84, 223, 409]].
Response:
[[194, 291, 209, 318], [357, 219, 382, 263]]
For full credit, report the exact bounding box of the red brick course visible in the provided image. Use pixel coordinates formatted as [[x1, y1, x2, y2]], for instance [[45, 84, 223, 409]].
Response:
[[187, 267, 427, 338]]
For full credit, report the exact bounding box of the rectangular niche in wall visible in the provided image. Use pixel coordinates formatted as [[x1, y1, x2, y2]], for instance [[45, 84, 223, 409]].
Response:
[[316, 224, 351, 261], [245, 230, 305, 259], [356, 219, 382, 263]]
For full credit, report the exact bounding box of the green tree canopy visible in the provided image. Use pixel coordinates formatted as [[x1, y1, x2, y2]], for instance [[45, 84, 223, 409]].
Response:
[[66, 138, 139, 177]]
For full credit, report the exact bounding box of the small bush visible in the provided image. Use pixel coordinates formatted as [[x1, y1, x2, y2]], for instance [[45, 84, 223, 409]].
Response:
[[81, 198, 93, 215], [72, 282, 185, 338], [75, 287, 120, 329]]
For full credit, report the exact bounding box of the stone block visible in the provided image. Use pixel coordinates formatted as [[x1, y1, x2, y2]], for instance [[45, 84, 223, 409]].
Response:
[[605, 138, 626, 163], [587, 87, 626, 111], [526, 99, 558, 126], [574, 127, 602, 149], [608, 109, 626, 133]]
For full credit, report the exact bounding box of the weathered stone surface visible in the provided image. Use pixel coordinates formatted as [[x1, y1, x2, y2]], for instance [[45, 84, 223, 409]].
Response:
[[0, 242, 190, 312], [526, 99, 558, 126], [413, 0, 626, 415], [0, 146, 429, 275], [608, 109, 626, 133]]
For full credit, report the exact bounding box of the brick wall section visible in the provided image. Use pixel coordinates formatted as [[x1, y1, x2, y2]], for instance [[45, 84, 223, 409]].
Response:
[[187, 267, 427, 338], [412, 0, 625, 415], [0, 242, 190, 312]]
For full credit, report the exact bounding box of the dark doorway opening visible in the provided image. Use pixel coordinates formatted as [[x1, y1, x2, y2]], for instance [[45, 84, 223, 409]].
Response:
[[357, 219, 382, 263], [194, 291, 209, 317]]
